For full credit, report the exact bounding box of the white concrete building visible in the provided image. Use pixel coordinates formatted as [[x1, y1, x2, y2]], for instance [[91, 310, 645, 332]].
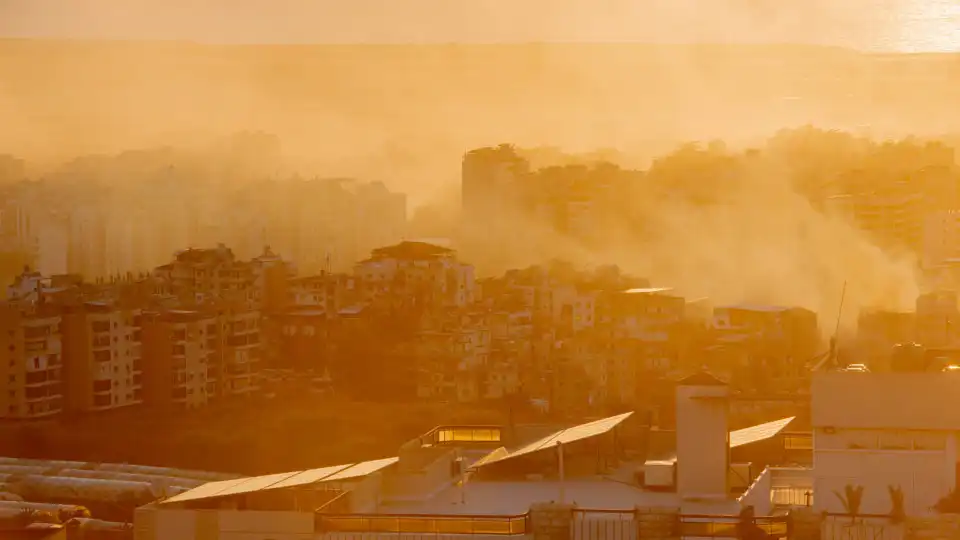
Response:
[[811, 371, 960, 516]]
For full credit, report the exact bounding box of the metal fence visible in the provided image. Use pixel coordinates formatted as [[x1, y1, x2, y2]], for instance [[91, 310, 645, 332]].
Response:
[[678, 514, 790, 539], [316, 512, 529, 535], [822, 514, 903, 540], [573, 508, 637, 540]]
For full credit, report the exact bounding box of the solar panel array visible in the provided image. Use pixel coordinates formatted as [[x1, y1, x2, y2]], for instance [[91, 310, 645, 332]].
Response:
[[160, 456, 399, 505]]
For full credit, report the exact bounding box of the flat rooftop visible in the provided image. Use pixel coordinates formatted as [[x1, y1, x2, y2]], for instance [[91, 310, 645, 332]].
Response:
[[381, 477, 739, 516]]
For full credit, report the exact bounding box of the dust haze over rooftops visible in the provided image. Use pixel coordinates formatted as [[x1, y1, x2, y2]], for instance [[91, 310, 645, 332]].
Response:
[[0, 0, 955, 332]]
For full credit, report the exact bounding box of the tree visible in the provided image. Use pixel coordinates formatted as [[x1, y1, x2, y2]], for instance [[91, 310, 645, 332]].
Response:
[[834, 484, 865, 521]]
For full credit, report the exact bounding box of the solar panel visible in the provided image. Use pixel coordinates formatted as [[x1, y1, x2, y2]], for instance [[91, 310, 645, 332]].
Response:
[[213, 471, 304, 498], [474, 411, 634, 468], [323, 457, 399, 482], [158, 456, 401, 504], [269, 464, 353, 490], [161, 477, 250, 504], [729, 416, 795, 448]]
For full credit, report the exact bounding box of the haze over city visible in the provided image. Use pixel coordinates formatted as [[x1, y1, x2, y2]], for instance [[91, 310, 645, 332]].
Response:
[[2, 2, 960, 539]]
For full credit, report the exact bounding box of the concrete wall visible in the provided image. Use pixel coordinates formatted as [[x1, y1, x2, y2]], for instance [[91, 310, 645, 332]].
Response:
[[636, 507, 679, 540], [794, 511, 960, 540], [906, 513, 960, 540], [530, 503, 574, 540], [813, 428, 956, 516], [739, 468, 773, 516], [135, 507, 314, 540]]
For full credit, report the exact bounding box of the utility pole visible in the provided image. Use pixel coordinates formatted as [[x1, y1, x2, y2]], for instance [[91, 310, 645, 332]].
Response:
[[557, 440, 566, 504]]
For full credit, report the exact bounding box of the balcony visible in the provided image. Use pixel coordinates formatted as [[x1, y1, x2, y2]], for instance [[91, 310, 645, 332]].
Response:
[[25, 369, 59, 387], [91, 321, 111, 334]]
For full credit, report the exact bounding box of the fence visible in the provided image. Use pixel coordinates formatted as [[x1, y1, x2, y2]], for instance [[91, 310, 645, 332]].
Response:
[[679, 514, 790, 539], [316, 508, 790, 539], [573, 508, 636, 540], [571, 508, 790, 540], [316, 512, 529, 535], [821, 514, 903, 540]]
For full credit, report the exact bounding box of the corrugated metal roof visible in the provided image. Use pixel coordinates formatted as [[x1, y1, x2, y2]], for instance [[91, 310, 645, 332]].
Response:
[[729, 417, 795, 449], [471, 412, 633, 469], [160, 456, 398, 505]]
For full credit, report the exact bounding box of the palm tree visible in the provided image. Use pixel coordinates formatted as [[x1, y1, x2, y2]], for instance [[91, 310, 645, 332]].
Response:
[[834, 484, 865, 521], [888, 485, 905, 523]]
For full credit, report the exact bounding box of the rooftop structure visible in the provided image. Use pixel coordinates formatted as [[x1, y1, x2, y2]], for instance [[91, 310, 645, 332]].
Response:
[[135, 386, 807, 539]]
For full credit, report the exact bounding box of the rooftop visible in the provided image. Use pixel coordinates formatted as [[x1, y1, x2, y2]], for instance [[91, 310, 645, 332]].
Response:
[[370, 241, 455, 261]]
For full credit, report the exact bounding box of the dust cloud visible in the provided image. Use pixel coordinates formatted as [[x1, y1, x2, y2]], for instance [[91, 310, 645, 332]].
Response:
[[1, 1, 957, 327]]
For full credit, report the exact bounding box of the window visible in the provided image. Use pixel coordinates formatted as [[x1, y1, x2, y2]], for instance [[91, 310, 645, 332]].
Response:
[[845, 430, 879, 450], [879, 430, 912, 450], [913, 431, 947, 450]]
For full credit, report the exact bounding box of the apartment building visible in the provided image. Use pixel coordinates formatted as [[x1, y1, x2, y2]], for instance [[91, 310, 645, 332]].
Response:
[[461, 145, 529, 227], [61, 301, 143, 413], [922, 209, 960, 269], [826, 188, 924, 253], [286, 273, 354, 313], [219, 306, 261, 397], [0, 302, 63, 419], [153, 245, 256, 305], [709, 305, 820, 389], [141, 309, 216, 409], [915, 290, 960, 349], [355, 241, 476, 309]]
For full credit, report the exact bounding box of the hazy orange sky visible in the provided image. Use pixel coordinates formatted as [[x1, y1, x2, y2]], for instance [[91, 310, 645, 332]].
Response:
[[3, 0, 953, 50]]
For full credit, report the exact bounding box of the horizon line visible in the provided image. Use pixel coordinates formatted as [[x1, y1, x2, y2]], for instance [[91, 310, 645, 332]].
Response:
[[2, 38, 958, 56]]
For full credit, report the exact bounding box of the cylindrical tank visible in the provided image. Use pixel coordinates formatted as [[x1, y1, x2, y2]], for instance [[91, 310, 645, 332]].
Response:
[[0, 500, 89, 516], [0, 457, 88, 469], [95, 463, 237, 482], [54, 469, 205, 489], [13, 475, 158, 504], [0, 465, 53, 476], [65, 517, 131, 532]]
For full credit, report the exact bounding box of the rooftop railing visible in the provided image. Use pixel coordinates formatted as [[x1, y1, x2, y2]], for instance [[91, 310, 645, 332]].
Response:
[[679, 515, 789, 539], [316, 513, 529, 535]]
